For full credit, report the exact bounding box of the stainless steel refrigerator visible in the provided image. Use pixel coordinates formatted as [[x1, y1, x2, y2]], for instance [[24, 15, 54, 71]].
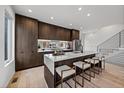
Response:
[[73, 40, 83, 52]]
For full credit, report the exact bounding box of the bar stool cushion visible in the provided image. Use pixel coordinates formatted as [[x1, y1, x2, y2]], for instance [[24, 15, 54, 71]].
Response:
[[56, 65, 75, 78], [85, 58, 99, 64], [73, 61, 91, 70]]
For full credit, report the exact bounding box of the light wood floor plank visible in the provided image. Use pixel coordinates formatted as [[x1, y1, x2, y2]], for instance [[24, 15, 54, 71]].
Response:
[[8, 63, 124, 88]]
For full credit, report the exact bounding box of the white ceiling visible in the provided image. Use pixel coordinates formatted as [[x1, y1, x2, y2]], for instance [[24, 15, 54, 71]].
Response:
[[12, 5, 124, 32]]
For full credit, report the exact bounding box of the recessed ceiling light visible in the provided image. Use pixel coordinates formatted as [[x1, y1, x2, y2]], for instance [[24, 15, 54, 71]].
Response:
[[70, 24, 72, 26], [50, 17, 54, 20], [87, 13, 91, 16], [28, 9, 32, 13], [78, 7, 82, 11]]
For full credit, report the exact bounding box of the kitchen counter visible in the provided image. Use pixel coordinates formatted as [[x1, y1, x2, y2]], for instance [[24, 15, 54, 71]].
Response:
[[44, 51, 96, 62], [38, 49, 72, 53], [44, 51, 96, 87]]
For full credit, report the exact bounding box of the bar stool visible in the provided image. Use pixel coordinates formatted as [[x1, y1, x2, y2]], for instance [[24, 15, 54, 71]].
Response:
[[93, 57, 101, 73], [84, 58, 100, 77], [93, 56, 105, 72], [73, 61, 91, 87], [56, 65, 76, 88]]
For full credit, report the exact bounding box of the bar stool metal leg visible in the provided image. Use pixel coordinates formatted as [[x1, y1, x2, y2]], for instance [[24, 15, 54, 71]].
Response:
[[61, 72, 63, 88], [100, 60, 102, 73], [75, 65, 76, 88], [93, 60, 96, 77], [89, 66, 91, 81], [98, 61, 100, 74], [82, 64, 84, 87], [103, 57, 105, 70], [100, 56, 105, 72]]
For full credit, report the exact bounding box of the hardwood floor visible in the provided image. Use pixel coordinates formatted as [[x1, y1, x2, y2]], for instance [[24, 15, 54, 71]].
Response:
[[8, 66, 48, 88], [8, 63, 124, 88]]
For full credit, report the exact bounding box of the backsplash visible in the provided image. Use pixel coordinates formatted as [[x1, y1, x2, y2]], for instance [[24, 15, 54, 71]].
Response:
[[38, 39, 72, 50]]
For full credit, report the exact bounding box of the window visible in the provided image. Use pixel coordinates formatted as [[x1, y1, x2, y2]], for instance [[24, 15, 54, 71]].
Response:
[[4, 11, 12, 64]]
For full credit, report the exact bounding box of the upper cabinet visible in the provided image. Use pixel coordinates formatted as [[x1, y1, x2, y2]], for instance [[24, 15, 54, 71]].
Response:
[[38, 22, 57, 40], [16, 15, 79, 42], [38, 22, 71, 41], [71, 29, 80, 40], [56, 27, 71, 41]]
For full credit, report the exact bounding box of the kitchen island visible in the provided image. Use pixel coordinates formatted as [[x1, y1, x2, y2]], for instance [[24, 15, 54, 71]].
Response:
[[44, 52, 96, 88]]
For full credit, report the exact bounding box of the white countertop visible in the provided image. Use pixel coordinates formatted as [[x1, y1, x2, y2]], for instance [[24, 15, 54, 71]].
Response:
[[44, 51, 97, 75], [38, 48, 72, 53], [44, 51, 96, 62]]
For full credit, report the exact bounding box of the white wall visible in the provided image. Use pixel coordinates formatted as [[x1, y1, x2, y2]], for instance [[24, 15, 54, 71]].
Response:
[[83, 24, 124, 52], [0, 5, 15, 88], [80, 31, 85, 45]]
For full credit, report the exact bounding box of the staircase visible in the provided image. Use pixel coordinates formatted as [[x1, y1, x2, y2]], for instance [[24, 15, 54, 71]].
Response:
[[97, 30, 124, 67]]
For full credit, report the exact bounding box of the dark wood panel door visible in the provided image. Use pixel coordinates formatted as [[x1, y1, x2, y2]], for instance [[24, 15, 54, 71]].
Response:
[[71, 30, 80, 40], [64, 29, 71, 41], [56, 27, 71, 41], [38, 22, 57, 40], [15, 15, 27, 70], [49, 25, 57, 40], [15, 15, 43, 71], [38, 22, 71, 41], [24, 18, 39, 68], [56, 27, 65, 40], [38, 22, 49, 39]]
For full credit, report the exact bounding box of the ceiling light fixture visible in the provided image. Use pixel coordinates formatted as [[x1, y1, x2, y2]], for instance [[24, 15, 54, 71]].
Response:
[[87, 13, 91, 16], [28, 9, 32, 13], [50, 17, 54, 20], [70, 24, 72, 26], [78, 7, 82, 11]]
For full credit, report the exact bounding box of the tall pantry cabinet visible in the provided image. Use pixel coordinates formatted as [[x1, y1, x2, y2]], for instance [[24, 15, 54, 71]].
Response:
[[15, 14, 43, 71]]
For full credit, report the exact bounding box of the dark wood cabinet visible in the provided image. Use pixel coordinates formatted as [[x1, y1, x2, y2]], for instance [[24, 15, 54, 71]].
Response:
[[15, 14, 79, 71], [64, 29, 71, 41], [38, 22, 57, 40], [15, 14, 43, 71], [71, 29, 80, 40], [56, 27, 65, 40], [38, 22, 71, 41], [56, 27, 71, 41]]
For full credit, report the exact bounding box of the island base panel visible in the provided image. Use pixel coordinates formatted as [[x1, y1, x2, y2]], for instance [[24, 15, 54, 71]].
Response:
[[44, 65, 55, 88]]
